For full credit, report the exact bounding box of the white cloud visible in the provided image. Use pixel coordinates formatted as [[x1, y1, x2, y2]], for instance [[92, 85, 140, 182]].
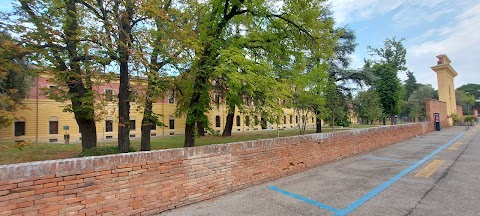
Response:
[[329, 0, 404, 24], [407, 4, 480, 88]]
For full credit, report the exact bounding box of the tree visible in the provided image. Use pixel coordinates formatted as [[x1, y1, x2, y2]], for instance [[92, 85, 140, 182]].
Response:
[[354, 90, 383, 124], [457, 83, 480, 100], [180, 0, 336, 146], [11, 0, 103, 151], [456, 90, 476, 115], [404, 71, 418, 101], [407, 84, 435, 121], [0, 32, 32, 127], [368, 37, 407, 125], [372, 63, 401, 125]]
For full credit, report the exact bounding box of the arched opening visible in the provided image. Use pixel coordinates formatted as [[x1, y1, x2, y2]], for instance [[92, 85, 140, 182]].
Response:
[[236, 116, 241, 126]]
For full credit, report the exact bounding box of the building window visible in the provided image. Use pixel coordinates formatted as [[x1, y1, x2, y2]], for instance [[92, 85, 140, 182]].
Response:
[[151, 122, 157, 130], [290, 116, 292, 124], [168, 90, 175, 103], [254, 116, 259, 125], [245, 116, 250, 126], [214, 94, 220, 105], [215, 115, 221, 127], [312, 117, 314, 123], [105, 120, 113, 132], [14, 120, 26, 136], [130, 120, 136, 131], [296, 116, 298, 124], [48, 117, 59, 134], [284, 116, 287, 124], [105, 89, 114, 102], [236, 116, 241, 126], [169, 117, 175, 129]]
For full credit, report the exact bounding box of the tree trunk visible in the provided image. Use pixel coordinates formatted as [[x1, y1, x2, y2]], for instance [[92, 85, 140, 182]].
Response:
[[390, 115, 396, 125], [315, 110, 322, 133], [222, 104, 235, 137], [78, 118, 97, 151], [382, 117, 386, 125], [184, 121, 195, 147], [117, 1, 134, 153], [140, 101, 153, 151], [64, 0, 97, 151], [197, 120, 205, 136]]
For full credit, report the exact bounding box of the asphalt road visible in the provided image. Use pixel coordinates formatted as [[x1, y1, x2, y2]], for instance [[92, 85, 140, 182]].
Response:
[[160, 126, 479, 216]]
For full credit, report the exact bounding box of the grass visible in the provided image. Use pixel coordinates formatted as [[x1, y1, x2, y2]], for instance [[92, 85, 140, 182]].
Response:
[[0, 126, 373, 165]]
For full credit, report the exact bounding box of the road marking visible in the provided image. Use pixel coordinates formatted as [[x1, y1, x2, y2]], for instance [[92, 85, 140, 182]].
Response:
[[267, 186, 341, 214], [268, 132, 465, 216], [362, 155, 415, 164], [448, 142, 463, 150], [415, 160, 445, 178]]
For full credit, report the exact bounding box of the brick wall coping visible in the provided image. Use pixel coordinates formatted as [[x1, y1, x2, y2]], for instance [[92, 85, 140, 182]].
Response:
[[0, 123, 427, 180]]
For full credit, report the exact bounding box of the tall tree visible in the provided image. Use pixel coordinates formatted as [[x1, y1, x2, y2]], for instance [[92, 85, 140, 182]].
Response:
[[368, 37, 407, 125], [11, 0, 103, 151], [181, 0, 335, 146], [404, 71, 418, 100]]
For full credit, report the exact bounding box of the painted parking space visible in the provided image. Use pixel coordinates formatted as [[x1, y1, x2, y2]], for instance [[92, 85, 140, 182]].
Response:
[[160, 126, 479, 216]]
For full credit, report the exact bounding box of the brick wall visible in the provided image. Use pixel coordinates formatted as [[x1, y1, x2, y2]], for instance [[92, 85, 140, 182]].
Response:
[[0, 123, 429, 215], [425, 99, 449, 131], [456, 105, 463, 117]]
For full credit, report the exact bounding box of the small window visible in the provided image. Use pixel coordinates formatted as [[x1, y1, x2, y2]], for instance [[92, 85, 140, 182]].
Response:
[[236, 116, 241, 126], [296, 116, 298, 124], [245, 116, 250, 126], [151, 121, 157, 130], [215, 115, 221, 127], [105, 89, 114, 102], [214, 94, 220, 105], [169, 116, 175, 129], [312, 117, 314, 123], [105, 120, 113, 132], [168, 90, 175, 103], [130, 120, 136, 131], [49, 118, 58, 134], [14, 121, 26, 136], [290, 116, 292, 124], [284, 116, 287, 124], [254, 116, 259, 125]]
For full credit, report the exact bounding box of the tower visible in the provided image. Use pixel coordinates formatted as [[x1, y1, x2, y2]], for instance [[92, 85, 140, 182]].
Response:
[[431, 54, 457, 126]]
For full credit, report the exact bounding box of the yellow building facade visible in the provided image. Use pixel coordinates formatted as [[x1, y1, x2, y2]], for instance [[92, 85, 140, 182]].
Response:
[[0, 77, 316, 143]]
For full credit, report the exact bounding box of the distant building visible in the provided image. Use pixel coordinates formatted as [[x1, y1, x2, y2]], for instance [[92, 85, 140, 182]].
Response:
[[0, 74, 316, 143]]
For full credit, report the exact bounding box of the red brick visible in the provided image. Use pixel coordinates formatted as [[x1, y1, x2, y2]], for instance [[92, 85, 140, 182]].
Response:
[[34, 178, 62, 185], [112, 168, 132, 174], [58, 179, 83, 186], [43, 182, 58, 188], [0, 184, 17, 191], [34, 196, 64, 204], [35, 186, 64, 195], [17, 181, 33, 188], [0, 193, 19, 202], [0, 190, 9, 196]]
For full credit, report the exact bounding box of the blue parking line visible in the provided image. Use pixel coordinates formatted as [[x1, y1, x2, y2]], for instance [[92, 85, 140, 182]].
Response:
[[362, 155, 415, 164], [267, 186, 341, 214], [336, 132, 464, 216], [268, 132, 465, 216]]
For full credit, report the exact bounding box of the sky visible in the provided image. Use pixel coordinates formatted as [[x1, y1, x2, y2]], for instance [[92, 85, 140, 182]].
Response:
[[1, 0, 479, 89], [329, 0, 480, 89]]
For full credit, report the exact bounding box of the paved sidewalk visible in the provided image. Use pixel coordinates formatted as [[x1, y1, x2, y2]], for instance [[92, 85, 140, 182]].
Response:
[[160, 126, 479, 216]]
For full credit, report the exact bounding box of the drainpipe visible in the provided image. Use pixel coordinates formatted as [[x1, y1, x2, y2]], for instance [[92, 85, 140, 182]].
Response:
[[36, 76, 39, 143]]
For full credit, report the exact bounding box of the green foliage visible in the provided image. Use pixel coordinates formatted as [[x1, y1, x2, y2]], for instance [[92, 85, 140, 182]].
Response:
[[457, 84, 480, 99], [0, 32, 32, 127], [404, 71, 418, 101], [372, 64, 401, 116], [367, 37, 407, 123], [407, 84, 435, 119], [451, 113, 461, 122], [464, 115, 477, 123], [456, 90, 476, 115], [354, 90, 384, 124], [78, 146, 137, 157]]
